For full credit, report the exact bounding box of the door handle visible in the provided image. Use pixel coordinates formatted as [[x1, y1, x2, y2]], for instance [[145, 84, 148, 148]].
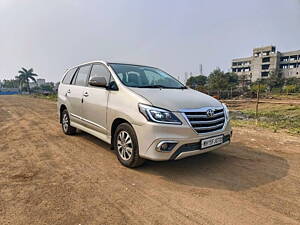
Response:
[[83, 92, 89, 97], [65, 89, 71, 96]]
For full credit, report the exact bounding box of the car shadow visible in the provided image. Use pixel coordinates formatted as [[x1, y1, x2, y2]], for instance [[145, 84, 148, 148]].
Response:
[[136, 142, 289, 191], [77, 131, 289, 192], [76, 130, 112, 152]]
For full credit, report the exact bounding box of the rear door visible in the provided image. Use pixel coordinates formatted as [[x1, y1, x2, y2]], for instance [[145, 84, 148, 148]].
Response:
[[81, 63, 111, 134], [68, 64, 91, 124], [59, 67, 78, 113]]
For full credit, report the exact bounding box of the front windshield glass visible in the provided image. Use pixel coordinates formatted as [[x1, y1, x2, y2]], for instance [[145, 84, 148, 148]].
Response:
[[109, 63, 186, 89]]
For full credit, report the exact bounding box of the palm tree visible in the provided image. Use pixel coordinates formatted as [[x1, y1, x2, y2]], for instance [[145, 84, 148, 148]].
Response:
[[17, 68, 38, 94]]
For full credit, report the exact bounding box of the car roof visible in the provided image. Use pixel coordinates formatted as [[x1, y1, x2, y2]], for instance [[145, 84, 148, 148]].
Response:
[[68, 61, 159, 71]]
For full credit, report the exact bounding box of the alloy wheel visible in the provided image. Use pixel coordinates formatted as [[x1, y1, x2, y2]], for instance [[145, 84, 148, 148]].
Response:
[[62, 113, 69, 133], [117, 131, 133, 161]]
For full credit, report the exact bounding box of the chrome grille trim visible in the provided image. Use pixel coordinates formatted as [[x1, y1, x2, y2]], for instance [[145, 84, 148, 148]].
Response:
[[181, 107, 225, 134], [193, 123, 224, 131], [186, 111, 224, 119], [190, 117, 225, 125]]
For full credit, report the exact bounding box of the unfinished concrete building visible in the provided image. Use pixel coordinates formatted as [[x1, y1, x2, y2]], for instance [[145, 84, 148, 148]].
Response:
[[232, 46, 300, 82]]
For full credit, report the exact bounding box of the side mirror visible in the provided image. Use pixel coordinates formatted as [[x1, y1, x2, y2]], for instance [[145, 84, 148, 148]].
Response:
[[89, 76, 107, 87]]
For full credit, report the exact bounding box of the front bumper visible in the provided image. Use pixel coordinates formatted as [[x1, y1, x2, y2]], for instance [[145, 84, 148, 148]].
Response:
[[132, 113, 232, 161]]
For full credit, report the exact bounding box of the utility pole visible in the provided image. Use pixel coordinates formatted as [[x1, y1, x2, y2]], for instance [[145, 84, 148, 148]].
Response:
[[255, 80, 261, 124]]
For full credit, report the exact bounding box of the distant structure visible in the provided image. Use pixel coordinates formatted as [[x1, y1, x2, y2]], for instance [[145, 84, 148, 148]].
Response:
[[36, 78, 46, 86], [29, 78, 46, 88], [232, 46, 300, 82], [199, 64, 203, 75]]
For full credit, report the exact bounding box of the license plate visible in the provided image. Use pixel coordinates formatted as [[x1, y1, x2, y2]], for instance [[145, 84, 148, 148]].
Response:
[[201, 135, 223, 149]]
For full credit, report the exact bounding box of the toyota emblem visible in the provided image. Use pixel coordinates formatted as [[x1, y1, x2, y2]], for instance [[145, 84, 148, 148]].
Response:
[[206, 109, 214, 118]]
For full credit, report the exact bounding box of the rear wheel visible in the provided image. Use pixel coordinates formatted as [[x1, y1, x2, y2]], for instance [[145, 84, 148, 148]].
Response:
[[61, 109, 76, 135], [114, 123, 144, 168]]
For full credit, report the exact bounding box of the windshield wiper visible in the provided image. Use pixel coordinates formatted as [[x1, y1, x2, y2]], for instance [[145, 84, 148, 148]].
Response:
[[137, 85, 187, 89], [138, 85, 168, 88]]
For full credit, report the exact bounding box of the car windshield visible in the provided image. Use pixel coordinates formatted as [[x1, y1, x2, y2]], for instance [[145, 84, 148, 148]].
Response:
[[109, 63, 186, 89]]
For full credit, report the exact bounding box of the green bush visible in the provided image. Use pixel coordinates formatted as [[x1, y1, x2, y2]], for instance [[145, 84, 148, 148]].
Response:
[[250, 84, 267, 92], [283, 85, 297, 94]]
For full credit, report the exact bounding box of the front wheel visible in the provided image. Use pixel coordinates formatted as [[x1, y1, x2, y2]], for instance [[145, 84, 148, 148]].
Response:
[[61, 109, 76, 135], [114, 123, 144, 168]]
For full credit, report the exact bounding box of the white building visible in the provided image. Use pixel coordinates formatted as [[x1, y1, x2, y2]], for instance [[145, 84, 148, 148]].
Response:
[[36, 78, 46, 86]]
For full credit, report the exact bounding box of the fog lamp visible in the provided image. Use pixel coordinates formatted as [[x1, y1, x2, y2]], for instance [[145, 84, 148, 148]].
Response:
[[156, 141, 178, 152]]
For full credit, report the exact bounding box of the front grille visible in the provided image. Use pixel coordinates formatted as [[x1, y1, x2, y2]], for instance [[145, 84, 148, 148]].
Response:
[[183, 107, 225, 134]]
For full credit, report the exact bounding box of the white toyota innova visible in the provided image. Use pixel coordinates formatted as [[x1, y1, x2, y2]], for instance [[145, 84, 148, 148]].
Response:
[[58, 61, 232, 167]]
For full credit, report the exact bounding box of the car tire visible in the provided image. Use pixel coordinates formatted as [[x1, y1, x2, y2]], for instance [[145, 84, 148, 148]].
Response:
[[61, 109, 76, 135], [114, 123, 145, 168]]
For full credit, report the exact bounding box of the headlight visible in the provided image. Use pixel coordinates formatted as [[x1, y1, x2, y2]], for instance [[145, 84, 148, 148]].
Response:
[[222, 103, 230, 120], [138, 104, 182, 125]]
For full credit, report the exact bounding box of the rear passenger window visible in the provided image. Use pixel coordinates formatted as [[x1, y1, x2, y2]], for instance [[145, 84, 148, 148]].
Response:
[[62, 68, 77, 84], [75, 65, 91, 86], [89, 64, 111, 84]]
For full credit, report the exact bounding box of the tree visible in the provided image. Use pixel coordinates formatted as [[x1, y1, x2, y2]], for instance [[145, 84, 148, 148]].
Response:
[[17, 68, 38, 94], [186, 75, 207, 88], [2, 79, 19, 88], [265, 70, 284, 91], [285, 77, 300, 86], [40, 83, 54, 93], [285, 78, 300, 93], [207, 68, 230, 96], [225, 72, 239, 89]]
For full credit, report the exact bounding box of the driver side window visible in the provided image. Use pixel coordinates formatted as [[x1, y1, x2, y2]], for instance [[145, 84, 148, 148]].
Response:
[[89, 64, 111, 85]]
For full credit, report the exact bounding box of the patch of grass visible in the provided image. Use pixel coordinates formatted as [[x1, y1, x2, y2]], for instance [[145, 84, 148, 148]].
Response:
[[269, 93, 300, 100], [230, 105, 300, 135], [32, 94, 57, 101]]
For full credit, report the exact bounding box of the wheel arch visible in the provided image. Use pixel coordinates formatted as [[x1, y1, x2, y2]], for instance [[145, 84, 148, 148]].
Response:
[[59, 104, 67, 123], [110, 118, 131, 148]]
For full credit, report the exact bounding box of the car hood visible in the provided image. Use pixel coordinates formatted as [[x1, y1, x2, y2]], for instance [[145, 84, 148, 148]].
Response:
[[129, 88, 222, 111]]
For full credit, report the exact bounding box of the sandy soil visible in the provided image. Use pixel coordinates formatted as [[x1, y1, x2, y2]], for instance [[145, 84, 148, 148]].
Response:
[[0, 95, 300, 225]]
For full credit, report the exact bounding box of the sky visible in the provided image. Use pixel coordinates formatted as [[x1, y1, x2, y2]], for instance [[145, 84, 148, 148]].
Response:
[[0, 0, 300, 82]]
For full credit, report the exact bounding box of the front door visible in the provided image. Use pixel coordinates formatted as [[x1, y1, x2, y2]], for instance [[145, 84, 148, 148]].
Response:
[[81, 63, 111, 134]]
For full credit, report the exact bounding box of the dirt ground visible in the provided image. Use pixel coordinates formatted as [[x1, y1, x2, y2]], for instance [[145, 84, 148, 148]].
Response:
[[0, 95, 300, 225]]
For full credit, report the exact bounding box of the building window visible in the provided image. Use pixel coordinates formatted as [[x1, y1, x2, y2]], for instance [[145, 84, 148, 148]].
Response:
[[290, 55, 297, 61], [280, 64, 288, 69], [281, 57, 289, 62], [262, 57, 270, 63], [262, 64, 270, 70], [261, 72, 269, 77], [262, 51, 269, 56]]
